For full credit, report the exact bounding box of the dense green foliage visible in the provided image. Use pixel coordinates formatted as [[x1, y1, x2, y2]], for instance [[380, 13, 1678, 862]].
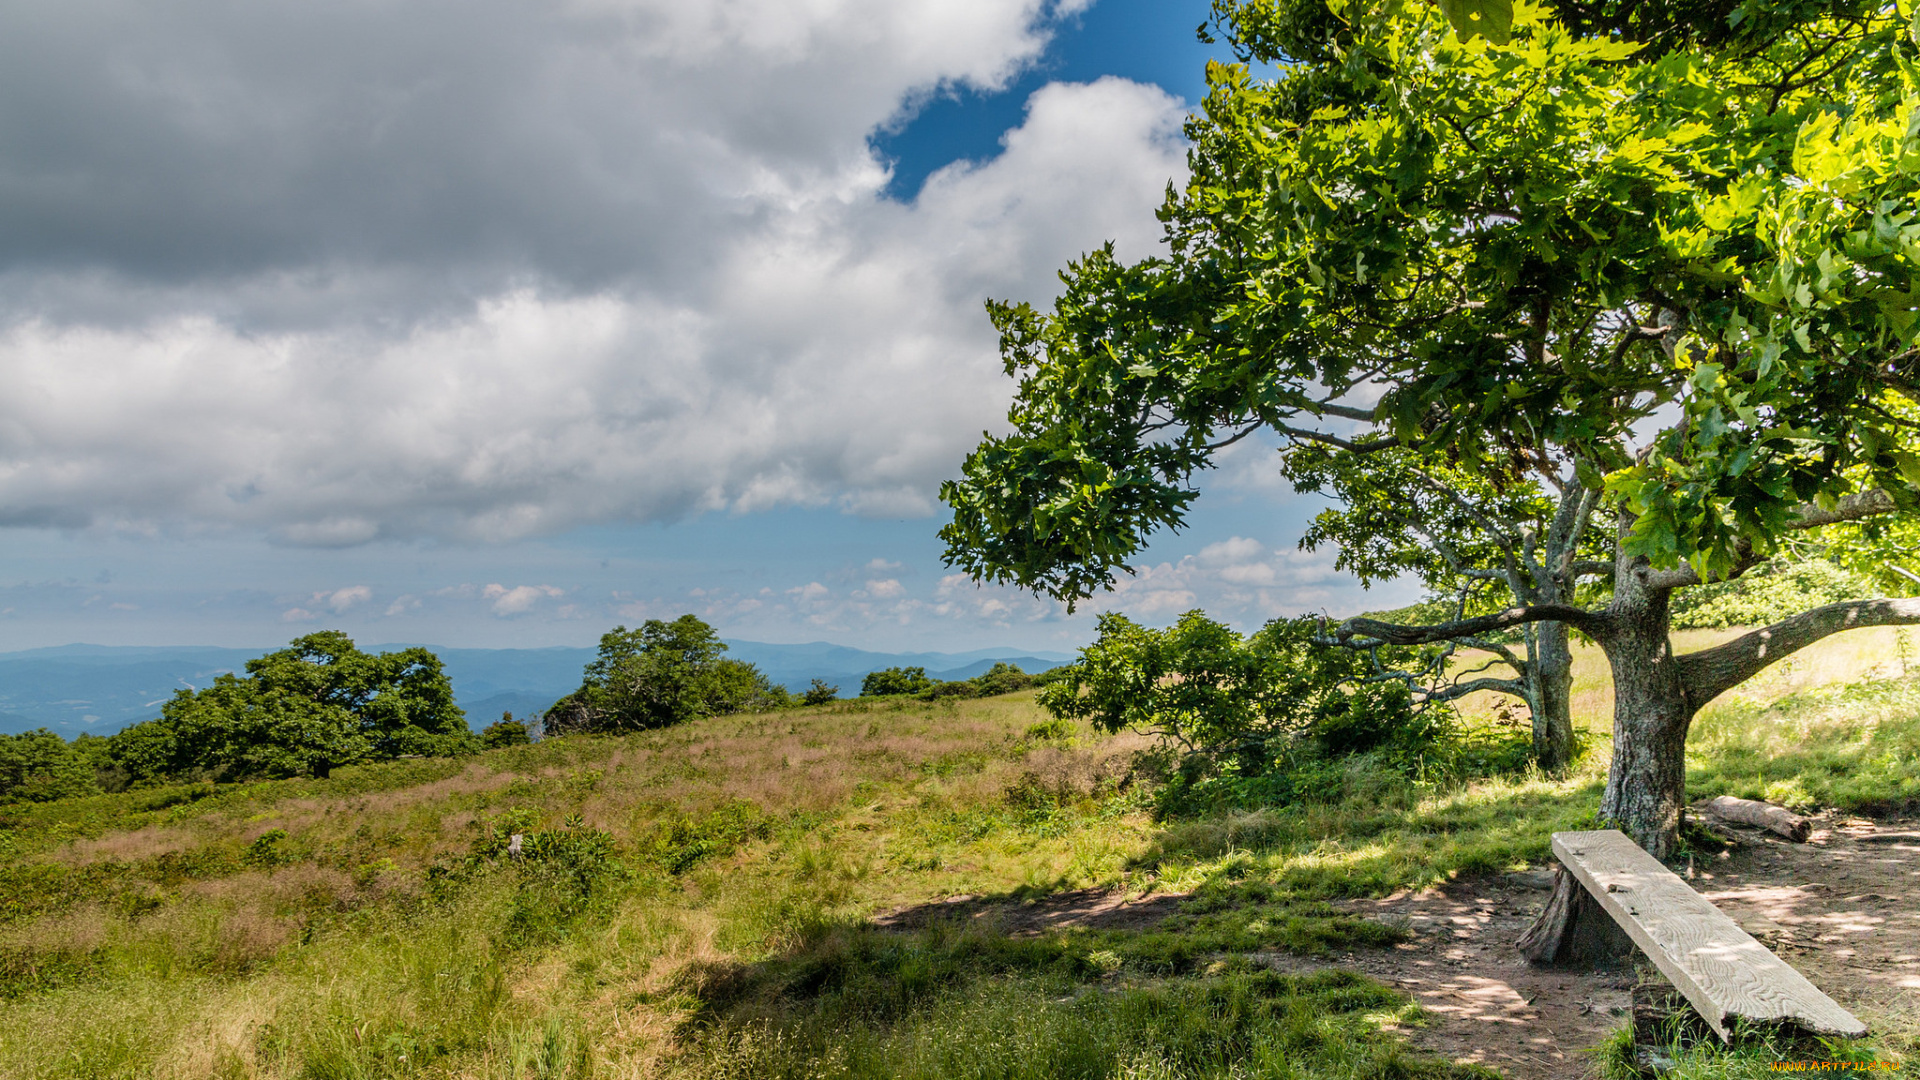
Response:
[[482, 714, 535, 749], [1039, 611, 1481, 813], [862, 662, 1040, 702], [802, 678, 842, 706], [107, 632, 469, 783], [0, 729, 100, 803], [544, 615, 788, 733], [969, 661, 1036, 697], [860, 667, 936, 697]]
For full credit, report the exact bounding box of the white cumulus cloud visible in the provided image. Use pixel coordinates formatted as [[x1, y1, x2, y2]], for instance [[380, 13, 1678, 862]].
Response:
[[0, 0, 1187, 545], [319, 585, 373, 613], [483, 583, 566, 615]]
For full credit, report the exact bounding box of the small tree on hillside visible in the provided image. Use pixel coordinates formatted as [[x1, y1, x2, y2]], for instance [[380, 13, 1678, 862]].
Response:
[[1286, 446, 1607, 771], [544, 615, 785, 734], [483, 713, 534, 749], [860, 667, 935, 697]]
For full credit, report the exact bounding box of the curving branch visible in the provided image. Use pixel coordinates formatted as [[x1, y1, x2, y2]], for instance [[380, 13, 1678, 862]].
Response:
[[1274, 423, 1403, 455], [1333, 604, 1610, 646], [1678, 597, 1920, 709], [1424, 676, 1527, 701], [1315, 401, 1379, 423], [1790, 489, 1898, 530]]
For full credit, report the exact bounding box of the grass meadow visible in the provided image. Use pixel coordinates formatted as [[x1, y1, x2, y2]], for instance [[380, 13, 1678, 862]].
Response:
[[0, 628, 1915, 1077]]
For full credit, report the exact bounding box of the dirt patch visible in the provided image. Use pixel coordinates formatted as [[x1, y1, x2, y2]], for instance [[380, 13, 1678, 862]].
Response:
[[871, 814, 1920, 1080]]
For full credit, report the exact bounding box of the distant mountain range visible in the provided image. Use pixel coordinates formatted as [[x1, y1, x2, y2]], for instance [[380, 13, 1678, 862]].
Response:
[[0, 641, 1074, 738]]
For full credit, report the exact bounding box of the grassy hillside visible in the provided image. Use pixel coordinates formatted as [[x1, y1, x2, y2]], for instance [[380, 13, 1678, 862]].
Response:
[[0, 630, 1916, 1077]]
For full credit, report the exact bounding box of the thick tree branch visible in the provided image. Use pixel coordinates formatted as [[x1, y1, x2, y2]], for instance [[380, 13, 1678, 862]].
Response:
[[1790, 489, 1898, 530], [1678, 597, 1920, 709], [1333, 604, 1610, 646], [1315, 402, 1378, 423], [1425, 676, 1527, 701]]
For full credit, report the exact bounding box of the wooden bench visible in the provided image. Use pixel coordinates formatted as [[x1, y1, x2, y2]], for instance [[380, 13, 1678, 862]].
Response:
[[1529, 829, 1866, 1042]]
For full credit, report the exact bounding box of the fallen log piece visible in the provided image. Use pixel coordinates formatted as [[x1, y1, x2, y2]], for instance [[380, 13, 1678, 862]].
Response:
[[1704, 796, 1809, 842], [1856, 831, 1920, 844], [1532, 830, 1866, 1041]]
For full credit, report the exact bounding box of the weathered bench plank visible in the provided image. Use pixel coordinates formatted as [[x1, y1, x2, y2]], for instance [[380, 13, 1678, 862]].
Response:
[[1552, 829, 1866, 1041]]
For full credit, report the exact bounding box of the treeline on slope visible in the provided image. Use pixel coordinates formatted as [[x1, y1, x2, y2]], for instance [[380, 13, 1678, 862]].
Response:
[[0, 614, 1050, 803], [856, 661, 1053, 700], [0, 632, 474, 801], [538, 617, 1052, 735]]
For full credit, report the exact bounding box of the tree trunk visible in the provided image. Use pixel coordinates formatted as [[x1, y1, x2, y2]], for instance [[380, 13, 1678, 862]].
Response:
[[1517, 863, 1634, 965], [1533, 620, 1576, 773], [1597, 574, 1690, 860]]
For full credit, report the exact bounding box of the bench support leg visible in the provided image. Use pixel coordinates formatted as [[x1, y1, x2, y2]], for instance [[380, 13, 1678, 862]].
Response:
[[1518, 864, 1634, 966]]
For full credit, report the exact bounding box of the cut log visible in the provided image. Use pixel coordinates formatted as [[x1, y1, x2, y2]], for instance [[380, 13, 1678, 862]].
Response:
[[1856, 831, 1920, 845], [1703, 796, 1809, 842], [1547, 830, 1866, 1041]]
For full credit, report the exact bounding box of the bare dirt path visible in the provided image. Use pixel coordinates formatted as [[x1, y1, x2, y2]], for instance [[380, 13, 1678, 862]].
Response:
[[874, 814, 1920, 1080], [1291, 813, 1920, 1078]]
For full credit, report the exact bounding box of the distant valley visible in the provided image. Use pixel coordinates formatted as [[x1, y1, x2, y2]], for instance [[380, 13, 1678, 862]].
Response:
[[0, 641, 1072, 737]]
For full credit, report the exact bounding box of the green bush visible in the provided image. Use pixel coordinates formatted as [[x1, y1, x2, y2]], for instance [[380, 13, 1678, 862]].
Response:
[[801, 679, 840, 706], [483, 714, 535, 749], [861, 667, 935, 697], [968, 662, 1034, 697], [1041, 611, 1465, 817], [107, 632, 473, 783], [544, 616, 787, 734], [0, 729, 100, 803], [453, 814, 629, 945]]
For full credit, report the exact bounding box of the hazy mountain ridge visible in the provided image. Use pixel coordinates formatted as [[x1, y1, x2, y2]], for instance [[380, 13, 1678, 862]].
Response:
[[0, 641, 1074, 737]]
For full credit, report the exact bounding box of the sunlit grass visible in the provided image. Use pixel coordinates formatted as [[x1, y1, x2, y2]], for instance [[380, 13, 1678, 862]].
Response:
[[0, 625, 1915, 1075]]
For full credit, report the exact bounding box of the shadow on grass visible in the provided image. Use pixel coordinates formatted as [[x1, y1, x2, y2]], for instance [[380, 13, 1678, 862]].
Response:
[[1133, 772, 1609, 900], [672, 895, 1484, 1080]]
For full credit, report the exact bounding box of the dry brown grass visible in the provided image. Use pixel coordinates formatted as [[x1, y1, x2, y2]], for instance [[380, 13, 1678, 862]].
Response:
[[54, 824, 199, 866]]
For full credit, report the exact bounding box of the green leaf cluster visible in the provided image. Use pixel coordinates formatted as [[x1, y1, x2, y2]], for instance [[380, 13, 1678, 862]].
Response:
[[0, 729, 100, 803], [481, 714, 535, 749], [1669, 556, 1875, 628], [1037, 610, 1454, 813], [860, 666, 936, 697]]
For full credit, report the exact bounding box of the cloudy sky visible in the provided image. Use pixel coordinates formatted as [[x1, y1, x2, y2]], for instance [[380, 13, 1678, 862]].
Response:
[[0, 0, 1418, 653]]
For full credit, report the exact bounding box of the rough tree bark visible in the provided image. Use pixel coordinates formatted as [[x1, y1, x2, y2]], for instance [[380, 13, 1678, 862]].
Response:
[[1531, 620, 1577, 773], [1595, 563, 1691, 860]]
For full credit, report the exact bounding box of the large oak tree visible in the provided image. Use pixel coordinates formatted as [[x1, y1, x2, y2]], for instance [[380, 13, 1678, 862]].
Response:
[[940, 0, 1920, 862]]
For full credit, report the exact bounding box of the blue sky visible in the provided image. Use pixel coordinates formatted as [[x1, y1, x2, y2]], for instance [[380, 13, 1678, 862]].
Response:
[[0, 0, 1417, 654]]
